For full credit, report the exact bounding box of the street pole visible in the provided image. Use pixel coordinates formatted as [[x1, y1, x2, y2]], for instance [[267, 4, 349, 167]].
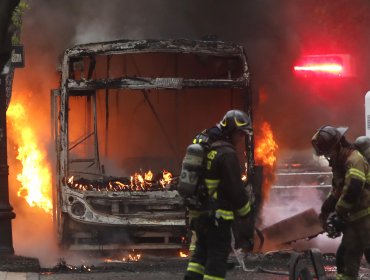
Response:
[[0, 74, 15, 255]]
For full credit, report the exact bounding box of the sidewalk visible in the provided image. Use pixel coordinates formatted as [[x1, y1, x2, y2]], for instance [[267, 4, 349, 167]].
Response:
[[0, 272, 38, 280]]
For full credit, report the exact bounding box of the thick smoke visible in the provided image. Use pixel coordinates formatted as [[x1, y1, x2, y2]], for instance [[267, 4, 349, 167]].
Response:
[[261, 186, 340, 253], [21, 0, 370, 150], [8, 0, 370, 265]]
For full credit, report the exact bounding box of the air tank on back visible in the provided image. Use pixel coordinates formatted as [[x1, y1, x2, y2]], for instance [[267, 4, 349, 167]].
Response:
[[354, 136, 370, 163], [178, 143, 205, 198]]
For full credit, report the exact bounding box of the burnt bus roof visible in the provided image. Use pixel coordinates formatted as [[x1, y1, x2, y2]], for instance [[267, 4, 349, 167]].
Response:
[[61, 39, 251, 91], [64, 38, 249, 58]]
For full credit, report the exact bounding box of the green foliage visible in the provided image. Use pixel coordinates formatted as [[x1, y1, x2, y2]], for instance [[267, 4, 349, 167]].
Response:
[[11, 0, 29, 45]]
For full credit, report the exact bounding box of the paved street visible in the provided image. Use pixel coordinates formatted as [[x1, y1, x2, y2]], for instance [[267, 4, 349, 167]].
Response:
[[1, 255, 370, 280], [38, 256, 290, 280]]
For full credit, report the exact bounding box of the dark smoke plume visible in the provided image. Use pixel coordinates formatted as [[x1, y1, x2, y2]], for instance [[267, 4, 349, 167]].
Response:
[[20, 0, 370, 151]]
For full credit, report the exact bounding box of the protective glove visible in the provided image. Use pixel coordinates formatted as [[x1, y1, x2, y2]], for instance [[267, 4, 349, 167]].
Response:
[[325, 212, 346, 239], [232, 216, 254, 251]]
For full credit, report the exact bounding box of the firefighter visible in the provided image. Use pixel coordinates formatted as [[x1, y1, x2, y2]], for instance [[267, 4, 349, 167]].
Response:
[[184, 110, 253, 280], [311, 125, 370, 280]]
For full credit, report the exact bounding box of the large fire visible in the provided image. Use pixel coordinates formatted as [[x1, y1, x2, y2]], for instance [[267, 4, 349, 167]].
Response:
[[7, 101, 53, 213], [254, 121, 278, 201]]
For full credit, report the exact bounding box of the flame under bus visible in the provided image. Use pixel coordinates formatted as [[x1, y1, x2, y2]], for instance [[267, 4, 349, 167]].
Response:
[[51, 39, 253, 251]]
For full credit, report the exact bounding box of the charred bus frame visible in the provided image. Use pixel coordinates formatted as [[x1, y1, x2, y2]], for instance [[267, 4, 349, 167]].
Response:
[[51, 39, 256, 251]]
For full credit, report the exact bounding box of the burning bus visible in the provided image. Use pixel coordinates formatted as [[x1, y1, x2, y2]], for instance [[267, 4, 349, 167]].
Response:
[[51, 39, 258, 250]]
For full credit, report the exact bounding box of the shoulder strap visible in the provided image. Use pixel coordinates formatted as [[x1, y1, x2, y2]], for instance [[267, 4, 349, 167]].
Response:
[[193, 129, 210, 145]]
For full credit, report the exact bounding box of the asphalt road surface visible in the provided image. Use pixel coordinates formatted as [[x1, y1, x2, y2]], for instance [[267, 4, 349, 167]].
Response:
[[39, 255, 289, 280], [38, 253, 370, 280]]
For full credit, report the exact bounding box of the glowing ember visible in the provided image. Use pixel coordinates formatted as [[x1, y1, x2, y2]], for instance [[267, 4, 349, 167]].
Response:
[[68, 176, 74, 184], [127, 252, 141, 262], [7, 102, 53, 213], [255, 121, 278, 202], [104, 251, 142, 263], [179, 251, 189, 258], [241, 174, 247, 182]]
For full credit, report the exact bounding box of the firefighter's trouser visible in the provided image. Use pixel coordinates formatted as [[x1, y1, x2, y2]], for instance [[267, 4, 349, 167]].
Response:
[[335, 215, 370, 280], [189, 230, 196, 253], [184, 215, 231, 280]]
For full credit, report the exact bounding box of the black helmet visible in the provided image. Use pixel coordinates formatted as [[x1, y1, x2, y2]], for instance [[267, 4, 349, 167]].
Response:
[[311, 125, 348, 156], [217, 110, 253, 136]]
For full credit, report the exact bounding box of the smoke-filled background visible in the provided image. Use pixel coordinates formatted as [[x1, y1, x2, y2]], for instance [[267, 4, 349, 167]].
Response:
[[15, 0, 370, 149], [7, 0, 370, 265]]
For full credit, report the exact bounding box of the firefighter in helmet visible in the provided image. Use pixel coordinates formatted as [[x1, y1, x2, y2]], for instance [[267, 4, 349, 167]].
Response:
[[312, 125, 370, 280], [184, 109, 253, 280]]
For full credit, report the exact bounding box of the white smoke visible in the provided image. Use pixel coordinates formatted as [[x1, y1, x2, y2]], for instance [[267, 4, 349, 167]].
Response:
[[261, 185, 340, 253]]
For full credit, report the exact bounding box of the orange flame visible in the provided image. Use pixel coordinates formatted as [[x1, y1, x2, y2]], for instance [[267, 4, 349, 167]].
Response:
[[160, 170, 172, 188], [179, 251, 189, 258], [144, 170, 153, 181], [255, 122, 278, 167], [255, 121, 278, 202], [130, 173, 145, 191], [7, 102, 53, 213]]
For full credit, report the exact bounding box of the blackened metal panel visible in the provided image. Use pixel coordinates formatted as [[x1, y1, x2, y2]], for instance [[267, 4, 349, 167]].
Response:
[[66, 39, 244, 58], [67, 77, 247, 91]]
